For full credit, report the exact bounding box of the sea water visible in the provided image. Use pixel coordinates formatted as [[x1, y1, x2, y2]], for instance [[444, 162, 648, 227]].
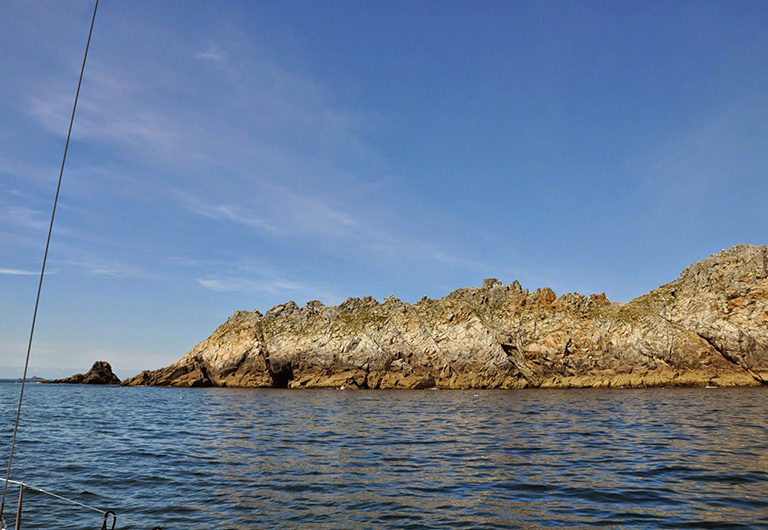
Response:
[[0, 382, 766, 528]]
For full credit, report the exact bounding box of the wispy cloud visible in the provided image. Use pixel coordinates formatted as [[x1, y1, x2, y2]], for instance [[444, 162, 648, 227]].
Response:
[[169, 187, 278, 233], [57, 256, 144, 278], [170, 183, 356, 238], [167, 254, 342, 304], [26, 68, 181, 156], [629, 105, 768, 203], [195, 274, 345, 307], [197, 277, 302, 294], [195, 41, 225, 63], [0, 268, 37, 275], [0, 206, 48, 231]]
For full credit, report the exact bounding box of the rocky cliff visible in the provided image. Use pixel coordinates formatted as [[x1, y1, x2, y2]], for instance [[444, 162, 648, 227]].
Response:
[[48, 361, 121, 384], [123, 245, 768, 389]]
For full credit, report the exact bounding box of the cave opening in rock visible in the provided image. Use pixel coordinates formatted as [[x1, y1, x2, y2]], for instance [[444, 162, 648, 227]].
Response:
[[270, 363, 294, 388]]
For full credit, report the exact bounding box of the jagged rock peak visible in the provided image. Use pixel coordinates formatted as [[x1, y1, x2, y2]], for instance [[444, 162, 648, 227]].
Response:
[[304, 299, 325, 311], [339, 296, 380, 312], [678, 244, 768, 287], [382, 295, 403, 306], [228, 310, 256, 321], [265, 300, 300, 319]]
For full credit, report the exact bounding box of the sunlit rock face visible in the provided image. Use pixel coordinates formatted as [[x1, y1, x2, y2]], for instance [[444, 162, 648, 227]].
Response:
[[123, 245, 768, 389]]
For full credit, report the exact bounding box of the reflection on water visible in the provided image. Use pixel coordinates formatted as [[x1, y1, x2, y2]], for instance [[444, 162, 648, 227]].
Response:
[[1, 384, 767, 528]]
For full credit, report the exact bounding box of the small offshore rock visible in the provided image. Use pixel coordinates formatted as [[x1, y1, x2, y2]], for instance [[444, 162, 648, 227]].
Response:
[[47, 361, 121, 385]]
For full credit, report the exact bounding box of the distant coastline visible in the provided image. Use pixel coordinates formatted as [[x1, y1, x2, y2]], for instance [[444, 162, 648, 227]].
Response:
[[0, 376, 47, 383]]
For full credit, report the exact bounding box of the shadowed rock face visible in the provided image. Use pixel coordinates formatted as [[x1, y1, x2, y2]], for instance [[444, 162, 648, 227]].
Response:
[[123, 245, 768, 389], [49, 361, 121, 385]]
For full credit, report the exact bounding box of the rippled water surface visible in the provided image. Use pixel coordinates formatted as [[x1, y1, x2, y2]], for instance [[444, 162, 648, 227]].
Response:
[[1, 384, 767, 528]]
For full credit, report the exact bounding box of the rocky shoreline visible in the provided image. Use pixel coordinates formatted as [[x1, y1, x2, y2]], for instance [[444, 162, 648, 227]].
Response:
[[121, 244, 768, 390]]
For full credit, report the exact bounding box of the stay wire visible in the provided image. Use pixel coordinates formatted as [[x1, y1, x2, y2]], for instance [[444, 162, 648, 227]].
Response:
[[1, 479, 154, 528], [0, 0, 99, 518], [1, 479, 106, 516]]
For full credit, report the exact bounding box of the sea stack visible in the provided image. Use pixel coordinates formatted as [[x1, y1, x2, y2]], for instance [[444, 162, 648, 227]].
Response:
[[122, 244, 768, 389], [48, 361, 121, 385]]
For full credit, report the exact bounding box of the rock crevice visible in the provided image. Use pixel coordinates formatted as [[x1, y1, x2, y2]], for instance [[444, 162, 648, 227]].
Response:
[[696, 331, 767, 386]]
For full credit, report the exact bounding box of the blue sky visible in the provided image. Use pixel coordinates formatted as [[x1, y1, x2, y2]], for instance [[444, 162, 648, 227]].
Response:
[[1, 1, 767, 378]]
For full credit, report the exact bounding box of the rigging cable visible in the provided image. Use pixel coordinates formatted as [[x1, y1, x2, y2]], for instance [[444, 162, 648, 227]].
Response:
[[0, 0, 100, 520]]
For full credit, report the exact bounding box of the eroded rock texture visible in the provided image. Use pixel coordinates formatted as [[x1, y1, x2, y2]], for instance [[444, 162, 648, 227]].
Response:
[[123, 245, 768, 389]]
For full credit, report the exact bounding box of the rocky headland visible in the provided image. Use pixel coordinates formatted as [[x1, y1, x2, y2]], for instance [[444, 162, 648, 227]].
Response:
[[123, 244, 768, 389], [48, 361, 121, 385]]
